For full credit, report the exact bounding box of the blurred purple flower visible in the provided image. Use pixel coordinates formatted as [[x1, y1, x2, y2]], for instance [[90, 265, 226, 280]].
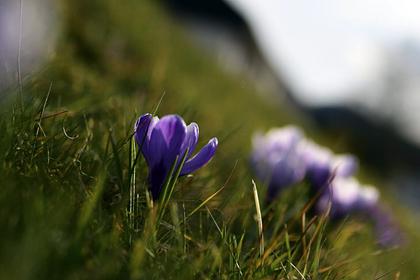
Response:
[[301, 140, 358, 190], [316, 177, 403, 247], [251, 126, 306, 201], [251, 125, 402, 247], [315, 177, 379, 219], [368, 206, 404, 247], [135, 113, 218, 200]]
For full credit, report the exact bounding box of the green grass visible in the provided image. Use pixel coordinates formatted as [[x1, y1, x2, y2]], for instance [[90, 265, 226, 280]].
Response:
[[1, 0, 419, 279]]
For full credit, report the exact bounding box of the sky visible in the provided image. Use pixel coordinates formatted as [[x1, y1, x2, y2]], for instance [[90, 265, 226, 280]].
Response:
[[226, 0, 420, 106]]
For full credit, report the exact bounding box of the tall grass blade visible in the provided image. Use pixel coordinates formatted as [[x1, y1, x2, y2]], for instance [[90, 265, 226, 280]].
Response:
[[157, 148, 189, 225], [252, 180, 264, 259]]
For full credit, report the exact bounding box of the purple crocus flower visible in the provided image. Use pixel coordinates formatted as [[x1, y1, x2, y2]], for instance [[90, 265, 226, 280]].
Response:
[[301, 140, 358, 190], [315, 177, 379, 219], [316, 177, 403, 247], [135, 113, 218, 200], [251, 126, 306, 202]]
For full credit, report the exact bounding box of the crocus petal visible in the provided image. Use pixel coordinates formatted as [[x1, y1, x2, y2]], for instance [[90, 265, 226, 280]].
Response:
[[180, 122, 199, 158], [316, 177, 361, 218], [148, 127, 168, 168], [147, 116, 159, 140], [149, 161, 167, 201], [266, 156, 306, 202], [306, 164, 331, 190], [356, 185, 379, 210], [181, 137, 218, 175], [134, 113, 152, 148], [316, 178, 381, 219], [334, 155, 358, 177], [135, 114, 159, 164], [301, 140, 332, 168], [154, 115, 187, 165], [135, 114, 152, 162]]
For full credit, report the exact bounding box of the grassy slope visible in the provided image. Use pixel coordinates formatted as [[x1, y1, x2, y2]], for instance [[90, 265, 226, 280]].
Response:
[[0, 0, 419, 278]]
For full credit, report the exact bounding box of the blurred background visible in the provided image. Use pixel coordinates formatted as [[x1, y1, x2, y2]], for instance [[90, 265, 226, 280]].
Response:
[[1, 0, 419, 210], [0, 0, 57, 93], [164, 0, 420, 212]]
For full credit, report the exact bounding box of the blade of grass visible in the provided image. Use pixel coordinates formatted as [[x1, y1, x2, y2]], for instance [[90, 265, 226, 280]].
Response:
[[186, 184, 225, 220], [128, 135, 137, 245], [186, 160, 237, 220], [252, 180, 264, 259], [290, 261, 307, 280], [310, 213, 329, 278], [31, 82, 52, 164], [157, 148, 189, 225], [109, 129, 123, 186], [77, 171, 106, 239], [284, 224, 292, 271], [206, 206, 243, 277], [169, 202, 182, 248]]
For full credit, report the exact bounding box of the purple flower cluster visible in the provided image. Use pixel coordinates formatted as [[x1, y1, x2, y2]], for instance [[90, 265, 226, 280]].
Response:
[[135, 113, 218, 201], [251, 126, 402, 246]]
